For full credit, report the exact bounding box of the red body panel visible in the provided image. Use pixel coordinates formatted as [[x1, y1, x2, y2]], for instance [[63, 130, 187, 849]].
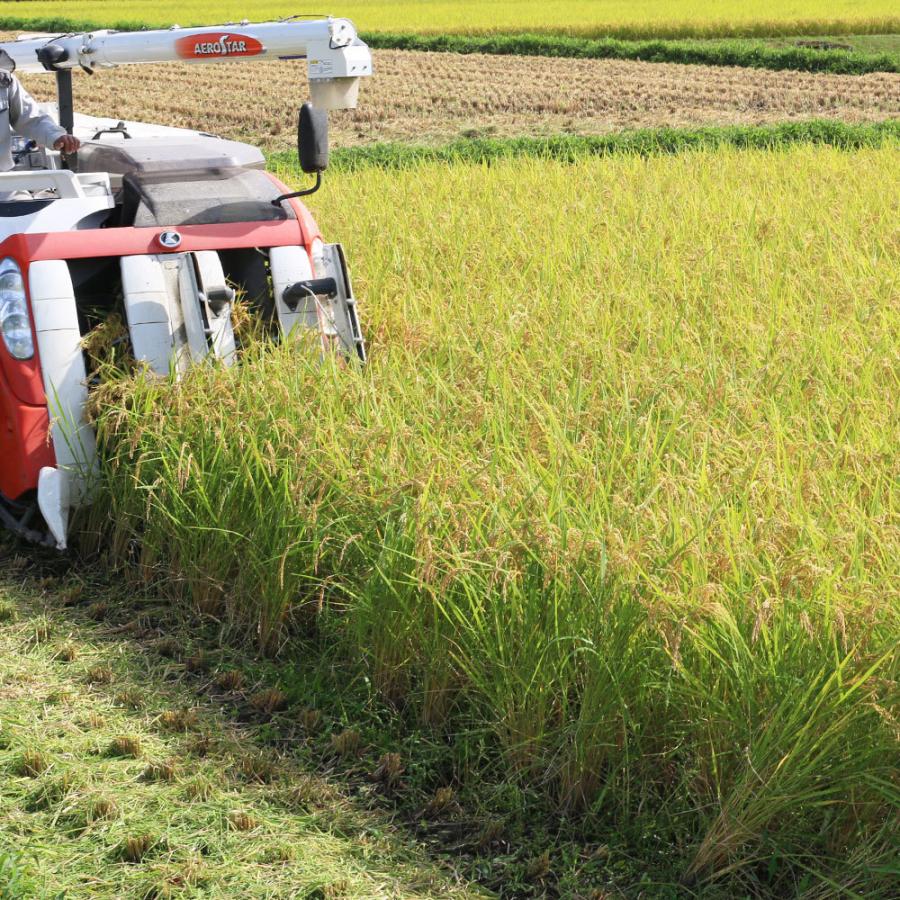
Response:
[[1, 218, 311, 263], [0, 322, 45, 405], [0, 363, 54, 499], [0, 254, 54, 497], [0, 189, 321, 502]]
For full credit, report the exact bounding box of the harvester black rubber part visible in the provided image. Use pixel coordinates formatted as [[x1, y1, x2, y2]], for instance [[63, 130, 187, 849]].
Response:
[[272, 171, 322, 205], [283, 277, 337, 311]]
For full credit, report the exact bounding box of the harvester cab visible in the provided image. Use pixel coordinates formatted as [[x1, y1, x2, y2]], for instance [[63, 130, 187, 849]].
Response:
[[0, 17, 372, 550]]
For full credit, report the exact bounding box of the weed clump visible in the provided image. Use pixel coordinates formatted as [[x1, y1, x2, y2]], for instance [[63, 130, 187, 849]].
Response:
[[259, 844, 295, 863], [186, 733, 215, 758], [329, 728, 361, 758], [58, 583, 85, 606], [0, 600, 17, 623], [140, 858, 205, 899], [143, 759, 178, 782], [55, 643, 78, 662], [87, 601, 109, 621], [372, 752, 404, 789], [154, 637, 180, 659], [184, 652, 210, 674], [236, 752, 278, 784], [183, 776, 213, 801], [114, 687, 145, 709], [299, 707, 322, 733], [475, 819, 505, 849], [283, 775, 335, 811], [45, 688, 74, 705], [525, 849, 552, 881], [31, 617, 52, 643], [26, 771, 82, 810], [423, 786, 459, 818]]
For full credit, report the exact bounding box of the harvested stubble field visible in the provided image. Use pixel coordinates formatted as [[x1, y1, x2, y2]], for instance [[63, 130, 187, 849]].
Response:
[[15, 46, 900, 150], [0, 581, 480, 897], [4, 0, 900, 39], [86, 144, 900, 895]]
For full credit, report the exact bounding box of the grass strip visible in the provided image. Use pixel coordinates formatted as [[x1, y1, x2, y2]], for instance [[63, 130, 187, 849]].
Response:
[[363, 30, 900, 74], [267, 119, 900, 174], [1, 16, 898, 74]]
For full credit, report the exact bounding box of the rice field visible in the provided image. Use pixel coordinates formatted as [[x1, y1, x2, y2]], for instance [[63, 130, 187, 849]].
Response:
[[87, 144, 900, 894], [1, 0, 897, 894], [14, 47, 900, 151], [4, 0, 900, 39]]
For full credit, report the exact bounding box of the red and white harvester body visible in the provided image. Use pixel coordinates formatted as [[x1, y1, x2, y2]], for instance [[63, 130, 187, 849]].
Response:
[[0, 18, 371, 548]]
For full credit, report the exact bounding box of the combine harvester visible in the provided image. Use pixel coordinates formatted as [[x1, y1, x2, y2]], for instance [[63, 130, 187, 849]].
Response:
[[0, 18, 372, 549]]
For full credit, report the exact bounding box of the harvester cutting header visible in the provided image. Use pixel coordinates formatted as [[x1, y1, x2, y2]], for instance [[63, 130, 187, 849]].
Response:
[[0, 18, 373, 549]]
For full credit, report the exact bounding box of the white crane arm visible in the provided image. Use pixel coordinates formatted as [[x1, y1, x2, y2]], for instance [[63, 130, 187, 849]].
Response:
[[0, 18, 372, 109]]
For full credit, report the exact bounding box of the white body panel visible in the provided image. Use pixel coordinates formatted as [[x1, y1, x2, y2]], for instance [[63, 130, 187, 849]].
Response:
[[314, 242, 367, 362], [121, 254, 191, 375], [29, 260, 97, 549], [121, 252, 237, 375], [270, 245, 318, 339], [0, 170, 113, 243], [37, 467, 71, 550], [1, 18, 372, 110], [269, 243, 366, 361]]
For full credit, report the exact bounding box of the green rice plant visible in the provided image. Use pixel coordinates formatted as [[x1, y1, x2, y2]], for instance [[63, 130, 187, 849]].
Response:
[[361, 31, 900, 74], [87, 145, 899, 891], [3, 1, 899, 40]]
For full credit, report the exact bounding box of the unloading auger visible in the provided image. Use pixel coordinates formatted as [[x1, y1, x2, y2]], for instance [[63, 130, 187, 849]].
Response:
[[0, 17, 373, 549]]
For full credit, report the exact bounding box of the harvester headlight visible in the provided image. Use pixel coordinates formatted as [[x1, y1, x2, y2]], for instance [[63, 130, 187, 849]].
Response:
[[0, 258, 34, 360]]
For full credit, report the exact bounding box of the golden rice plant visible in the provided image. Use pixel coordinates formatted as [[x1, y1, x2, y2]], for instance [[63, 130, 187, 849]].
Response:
[[89, 145, 899, 891], [7, 1, 899, 39]]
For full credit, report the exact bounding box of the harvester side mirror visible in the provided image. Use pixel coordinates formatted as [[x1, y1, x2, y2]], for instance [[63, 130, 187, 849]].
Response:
[[298, 103, 329, 174], [272, 103, 329, 206]]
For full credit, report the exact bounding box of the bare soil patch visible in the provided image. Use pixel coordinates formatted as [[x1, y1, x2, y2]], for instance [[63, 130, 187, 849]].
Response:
[[9, 43, 899, 150]]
